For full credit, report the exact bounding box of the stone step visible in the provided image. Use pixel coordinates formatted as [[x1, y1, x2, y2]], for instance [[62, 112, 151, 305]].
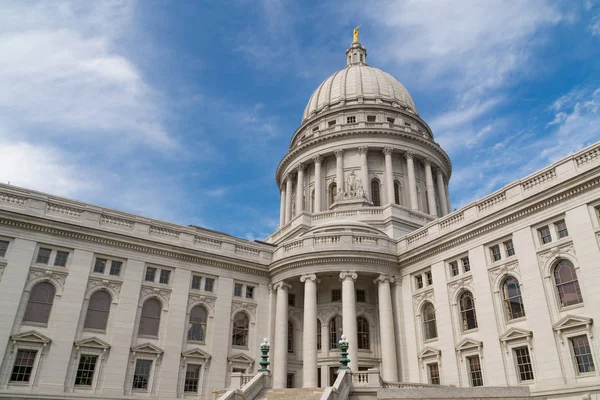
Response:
[[255, 388, 324, 400]]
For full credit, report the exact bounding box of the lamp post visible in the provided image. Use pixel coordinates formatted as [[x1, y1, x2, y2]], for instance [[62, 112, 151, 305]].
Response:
[[339, 334, 350, 370], [259, 338, 270, 372]]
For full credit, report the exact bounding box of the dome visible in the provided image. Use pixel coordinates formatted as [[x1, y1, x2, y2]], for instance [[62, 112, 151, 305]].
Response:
[[302, 42, 418, 123]]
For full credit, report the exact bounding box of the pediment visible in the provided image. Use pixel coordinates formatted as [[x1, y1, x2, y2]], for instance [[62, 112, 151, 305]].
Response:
[[228, 353, 254, 364], [499, 327, 533, 343], [553, 314, 593, 332], [418, 346, 441, 359], [455, 338, 482, 351], [131, 342, 164, 355], [182, 348, 211, 360], [74, 337, 111, 350], [11, 330, 51, 344]]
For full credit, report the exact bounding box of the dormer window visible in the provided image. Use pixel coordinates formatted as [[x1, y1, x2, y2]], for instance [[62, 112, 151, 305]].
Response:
[[347, 116, 356, 124], [367, 115, 376, 122]]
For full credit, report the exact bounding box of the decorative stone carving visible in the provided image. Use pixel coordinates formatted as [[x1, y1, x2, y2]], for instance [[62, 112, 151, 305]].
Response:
[[317, 305, 341, 322], [187, 293, 216, 313], [357, 146, 368, 155], [296, 163, 306, 172], [488, 260, 520, 282], [523, 169, 557, 191], [0, 192, 27, 206], [537, 241, 576, 266], [447, 275, 473, 292], [47, 203, 83, 218], [339, 271, 358, 281], [334, 149, 344, 158], [313, 155, 323, 164], [27, 266, 68, 295], [404, 150, 414, 160], [100, 215, 134, 229], [231, 301, 257, 319], [334, 171, 367, 202], [374, 275, 395, 284], [382, 147, 394, 156], [477, 192, 507, 213], [273, 281, 292, 291], [140, 285, 172, 310], [86, 277, 123, 304], [413, 288, 435, 310], [300, 274, 318, 283], [149, 226, 180, 239]]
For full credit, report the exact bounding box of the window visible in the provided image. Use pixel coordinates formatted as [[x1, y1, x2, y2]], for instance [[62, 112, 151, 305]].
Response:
[[425, 271, 433, 286], [571, 335, 595, 374], [422, 302, 437, 340], [450, 261, 459, 277], [132, 359, 152, 390], [555, 220, 569, 238], [330, 183, 337, 206], [467, 355, 483, 387], [23, 281, 55, 324], [502, 277, 525, 320], [288, 321, 294, 353], [54, 251, 69, 267], [0, 240, 8, 257], [329, 316, 342, 349], [313, 126, 319, 133], [145, 267, 156, 282], [109, 261, 122, 276], [286, 373, 294, 388], [36, 248, 52, 264], [317, 320, 322, 350], [331, 289, 341, 302], [371, 180, 381, 206], [328, 120, 336, 127], [232, 312, 249, 347], [514, 347, 534, 382], [138, 298, 161, 337], [10, 349, 37, 382], [84, 290, 111, 331], [94, 258, 107, 274], [428, 363, 440, 385], [505, 240, 515, 257], [357, 317, 370, 349], [553, 259, 583, 307], [234, 283, 243, 297], [461, 257, 470, 273], [75, 355, 98, 386], [394, 181, 401, 205], [184, 364, 201, 393], [205, 278, 214, 292], [346, 116, 356, 124], [538, 225, 552, 245], [405, 121, 411, 127], [356, 290, 366, 303], [387, 117, 395, 124], [459, 291, 478, 331], [188, 305, 208, 342], [246, 286, 254, 299], [159, 270, 170, 284], [490, 245, 501, 262], [415, 275, 424, 289], [288, 293, 296, 307], [191, 275, 202, 290], [367, 115, 376, 122]]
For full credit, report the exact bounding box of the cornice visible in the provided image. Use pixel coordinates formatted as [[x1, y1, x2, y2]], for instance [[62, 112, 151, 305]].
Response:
[[0, 217, 269, 276], [270, 252, 398, 276]]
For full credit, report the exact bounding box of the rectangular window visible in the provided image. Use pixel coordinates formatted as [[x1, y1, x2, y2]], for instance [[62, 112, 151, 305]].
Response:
[[94, 258, 107, 274], [467, 355, 483, 387], [234, 283, 243, 297], [387, 117, 395, 124], [191, 275, 202, 290], [10, 349, 37, 382], [367, 115, 376, 122], [504, 240, 515, 257], [356, 290, 366, 303], [555, 220, 569, 239], [450, 261, 459, 277], [132, 359, 152, 390], [425, 271, 433, 286], [415, 275, 424, 289], [461, 257, 470, 272], [0, 240, 8, 257], [109, 261, 122, 276], [571, 335, 596, 374], [74, 355, 98, 386], [428, 363, 440, 385], [490, 245, 501, 262], [595, 206, 600, 223], [346, 116, 356, 124], [159, 269, 170, 284], [145, 267, 156, 282], [286, 373, 294, 388], [331, 289, 342, 302], [246, 286, 254, 299], [328, 120, 336, 127], [538, 226, 552, 245], [205, 278, 215, 292], [54, 251, 69, 267], [288, 293, 295, 307], [184, 364, 201, 393], [514, 347, 534, 382], [36, 248, 52, 264]]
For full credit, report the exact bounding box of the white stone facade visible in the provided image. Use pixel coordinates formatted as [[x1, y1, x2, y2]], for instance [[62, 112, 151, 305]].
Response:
[[0, 41, 600, 400]]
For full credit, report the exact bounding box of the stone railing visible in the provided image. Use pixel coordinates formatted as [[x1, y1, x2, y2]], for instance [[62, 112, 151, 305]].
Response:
[[382, 381, 436, 389], [351, 369, 382, 388], [218, 372, 269, 400], [314, 235, 341, 245], [320, 369, 351, 400], [100, 214, 134, 229]]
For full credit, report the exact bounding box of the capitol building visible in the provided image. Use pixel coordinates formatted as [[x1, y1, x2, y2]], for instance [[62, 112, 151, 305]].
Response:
[[0, 36, 600, 400]]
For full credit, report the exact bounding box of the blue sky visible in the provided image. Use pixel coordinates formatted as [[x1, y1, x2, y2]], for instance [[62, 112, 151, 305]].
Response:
[[1, 1, 599, 240]]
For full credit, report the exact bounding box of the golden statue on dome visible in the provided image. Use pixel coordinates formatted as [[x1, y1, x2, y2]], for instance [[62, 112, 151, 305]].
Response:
[[353, 25, 361, 43]]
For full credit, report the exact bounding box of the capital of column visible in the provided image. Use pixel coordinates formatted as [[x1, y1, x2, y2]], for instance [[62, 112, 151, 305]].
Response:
[[374, 274, 395, 285], [300, 274, 320, 283], [357, 145, 369, 155], [382, 147, 394, 156], [334, 149, 344, 158], [313, 155, 323, 164], [286, 172, 294, 181], [424, 157, 432, 167], [296, 163, 306, 172], [404, 151, 415, 160], [339, 271, 358, 282], [274, 281, 292, 292], [393, 275, 403, 286], [268, 284, 274, 294]]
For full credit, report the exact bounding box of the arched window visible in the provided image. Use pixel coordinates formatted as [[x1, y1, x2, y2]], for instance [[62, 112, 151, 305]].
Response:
[[288, 321, 294, 353], [84, 290, 111, 331], [232, 312, 249, 347], [553, 259, 583, 307], [459, 291, 478, 331], [138, 298, 162, 337], [317, 320, 322, 350], [502, 277, 525, 320], [329, 315, 342, 349], [23, 282, 55, 324], [329, 183, 337, 206], [394, 181, 401, 205], [371, 180, 381, 206], [357, 317, 370, 349], [188, 305, 208, 342], [422, 302, 437, 340]]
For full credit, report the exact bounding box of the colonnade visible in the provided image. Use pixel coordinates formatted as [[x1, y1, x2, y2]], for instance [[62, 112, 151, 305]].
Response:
[[278, 146, 450, 226], [271, 273, 398, 388]]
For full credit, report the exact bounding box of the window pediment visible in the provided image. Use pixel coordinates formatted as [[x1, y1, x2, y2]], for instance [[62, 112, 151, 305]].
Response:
[[74, 336, 111, 350], [553, 314, 593, 337], [131, 342, 164, 355], [182, 348, 211, 360], [419, 346, 441, 359], [11, 330, 51, 345], [455, 338, 483, 358], [499, 327, 533, 343], [228, 353, 254, 364]]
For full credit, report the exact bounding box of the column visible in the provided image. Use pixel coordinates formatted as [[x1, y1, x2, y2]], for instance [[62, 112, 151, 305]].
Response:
[[301, 274, 319, 387], [279, 185, 285, 227], [335, 149, 344, 197], [424, 159, 438, 217], [383, 147, 394, 205], [285, 174, 293, 224], [340, 272, 358, 371], [445, 181, 452, 213], [314, 155, 323, 213], [296, 163, 305, 213], [436, 169, 449, 216], [273, 282, 291, 388], [405, 151, 418, 210], [374, 275, 399, 382], [358, 146, 370, 200]]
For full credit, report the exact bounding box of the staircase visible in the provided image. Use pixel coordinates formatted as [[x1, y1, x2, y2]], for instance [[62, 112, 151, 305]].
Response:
[[255, 388, 325, 400]]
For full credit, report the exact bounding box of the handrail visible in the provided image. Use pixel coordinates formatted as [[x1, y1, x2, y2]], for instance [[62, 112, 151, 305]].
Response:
[[217, 371, 268, 400], [319, 369, 351, 400]]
